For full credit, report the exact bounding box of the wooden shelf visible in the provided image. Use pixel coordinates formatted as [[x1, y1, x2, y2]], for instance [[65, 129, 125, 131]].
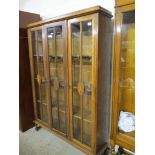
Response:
[[52, 105, 66, 114], [73, 111, 92, 123]]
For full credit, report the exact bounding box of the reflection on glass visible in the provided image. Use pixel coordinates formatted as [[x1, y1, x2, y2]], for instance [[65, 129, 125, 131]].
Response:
[[118, 11, 135, 137], [82, 21, 92, 57]]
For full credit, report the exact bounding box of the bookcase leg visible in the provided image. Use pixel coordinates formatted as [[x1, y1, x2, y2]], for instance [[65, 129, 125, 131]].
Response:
[[97, 143, 110, 155], [35, 124, 41, 131]]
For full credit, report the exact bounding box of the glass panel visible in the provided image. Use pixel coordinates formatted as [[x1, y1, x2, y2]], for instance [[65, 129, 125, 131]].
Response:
[[118, 11, 135, 137], [73, 116, 81, 141], [35, 80, 41, 119], [47, 25, 67, 134], [71, 22, 81, 141], [72, 23, 80, 57], [51, 84, 59, 129], [41, 84, 46, 103], [33, 56, 38, 77], [82, 21, 92, 57], [82, 20, 92, 146], [31, 31, 38, 77], [31, 30, 48, 123], [59, 111, 67, 134], [38, 56, 44, 80], [37, 30, 43, 56], [52, 107, 59, 130], [73, 89, 80, 115], [31, 31, 36, 55], [57, 61, 64, 80], [47, 28, 55, 56], [83, 120, 91, 146], [49, 60, 56, 79], [55, 26, 63, 57], [42, 104, 48, 122], [58, 87, 65, 105]]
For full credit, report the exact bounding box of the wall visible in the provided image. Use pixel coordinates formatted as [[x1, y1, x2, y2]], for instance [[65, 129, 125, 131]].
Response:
[[19, 0, 114, 19]]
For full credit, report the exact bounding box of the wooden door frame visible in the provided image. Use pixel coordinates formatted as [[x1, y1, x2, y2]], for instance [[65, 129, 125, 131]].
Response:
[[68, 13, 98, 152], [28, 26, 49, 128], [110, 3, 135, 152], [43, 20, 69, 137]]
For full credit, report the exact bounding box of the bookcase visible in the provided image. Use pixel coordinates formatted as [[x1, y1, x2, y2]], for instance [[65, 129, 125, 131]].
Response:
[[110, 0, 135, 153], [28, 6, 113, 155], [19, 11, 40, 132]]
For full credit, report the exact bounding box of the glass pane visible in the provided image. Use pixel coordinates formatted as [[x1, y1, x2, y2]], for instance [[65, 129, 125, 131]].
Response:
[[47, 28, 55, 56], [55, 26, 63, 57], [37, 30, 43, 56], [52, 107, 59, 130], [118, 11, 135, 137], [49, 60, 56, 79], [47, 25, 67, 134], [72, 89, 80, 115], [33, 56, 38, 77], [31, 30, 48, 123], [82, 64, 92, 86], [71, 22, 81, 141], [31, 31, 36, 55], [58, 87, 65, 104], [41, 84, 46, 103], [58, 87, 67, 134], [57, 61, 64, 80], [82, 21, 92, 146], [31, 31, 38, 77], [72, 23, 80, 57], [38, 56, 44, 80], [59, 111, 67, 134], [51, 85, 58, 129], [83, 120, 91, 146], [42, 104, 48, 122], [82, 21, 92, 57], [73, 116, 81, 141], [35, 80, 41, 119]]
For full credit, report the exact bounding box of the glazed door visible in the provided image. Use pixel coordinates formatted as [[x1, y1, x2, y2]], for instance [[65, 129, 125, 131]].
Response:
[[44, 21, 68, 135], [112, 4, 135, 151], [68, 15, 96, 148], [29, 28, 49, 125]]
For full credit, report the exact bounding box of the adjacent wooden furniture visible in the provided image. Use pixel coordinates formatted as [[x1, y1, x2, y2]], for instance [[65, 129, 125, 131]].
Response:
[[110, 1, 135, 153], [27, 6, 113, 155], [19, 11, 40, 131]]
